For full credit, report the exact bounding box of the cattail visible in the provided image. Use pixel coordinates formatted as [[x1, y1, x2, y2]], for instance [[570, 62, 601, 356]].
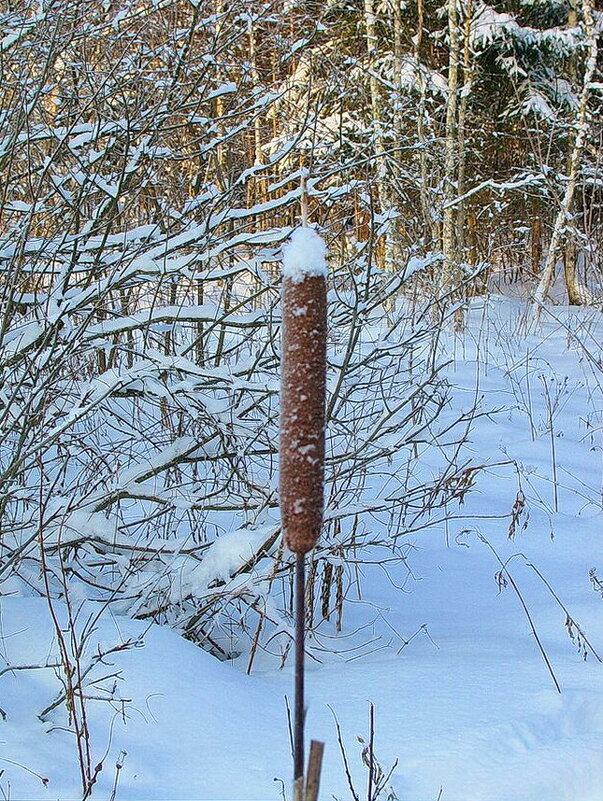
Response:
[[279, 227, 328, 554]]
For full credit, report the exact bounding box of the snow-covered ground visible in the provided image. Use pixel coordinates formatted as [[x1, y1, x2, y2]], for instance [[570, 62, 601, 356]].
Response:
[[2, 294, 603, 801]]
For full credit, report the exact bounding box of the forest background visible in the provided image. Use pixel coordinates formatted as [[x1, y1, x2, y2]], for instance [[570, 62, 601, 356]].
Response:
[[1, 0, 603, 798]]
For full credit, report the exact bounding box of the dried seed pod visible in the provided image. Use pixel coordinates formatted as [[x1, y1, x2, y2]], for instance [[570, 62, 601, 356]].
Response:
[[279, 228, 328, 554]]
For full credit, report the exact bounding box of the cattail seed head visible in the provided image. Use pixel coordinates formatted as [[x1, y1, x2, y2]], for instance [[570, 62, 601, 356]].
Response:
[[279, 229, 328, 554]]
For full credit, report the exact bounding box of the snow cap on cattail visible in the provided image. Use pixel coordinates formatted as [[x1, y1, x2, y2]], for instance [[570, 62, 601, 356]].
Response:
[[279, 227, 328, 554]]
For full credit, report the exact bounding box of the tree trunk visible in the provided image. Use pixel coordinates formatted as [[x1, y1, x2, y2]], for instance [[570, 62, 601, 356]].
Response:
[[364, 0, 394, 268], [531, 215, 542, 276], [249, 15, 267, 229], [564, 239, 584, 305], [456, 0, 474, 260], [534, 0, 597, 307], [413, 0, 438, 246], [441, 0, 460, 292]]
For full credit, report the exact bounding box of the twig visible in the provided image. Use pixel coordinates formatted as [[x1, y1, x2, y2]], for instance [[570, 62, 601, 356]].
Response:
[[367, 702, 374, 801], [479, 535, 561, 693], [328, 705, 360, 801], [527, 562, 602, 662]]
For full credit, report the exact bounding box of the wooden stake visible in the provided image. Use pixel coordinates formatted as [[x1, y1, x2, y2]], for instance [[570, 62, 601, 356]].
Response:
[[305, 740, 325, 801]]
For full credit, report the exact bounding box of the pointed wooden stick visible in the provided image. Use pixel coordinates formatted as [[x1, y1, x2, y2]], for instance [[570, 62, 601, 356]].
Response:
[[305, 740, 325, 801]]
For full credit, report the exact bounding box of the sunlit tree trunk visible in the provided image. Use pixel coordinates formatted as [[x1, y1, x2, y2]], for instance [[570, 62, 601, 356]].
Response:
[[249, 14, 267, 228], [441, 0, 460, 291], [534, 0, 598, 307], [456, 0, 474, 260], [413, 0, 437, 246], [364, 0, 393, 268], [531, 215, 542, 276]]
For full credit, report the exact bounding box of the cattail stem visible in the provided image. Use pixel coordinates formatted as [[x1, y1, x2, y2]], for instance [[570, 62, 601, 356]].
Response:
[[294, 552, 305, 788]]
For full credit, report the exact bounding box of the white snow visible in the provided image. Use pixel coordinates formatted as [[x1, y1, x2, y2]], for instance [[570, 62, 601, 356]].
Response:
[[399, 54, 448, 95], [2, 296, 603, 800], [185, 527, 271, 593], [281, 227, 328, 283]]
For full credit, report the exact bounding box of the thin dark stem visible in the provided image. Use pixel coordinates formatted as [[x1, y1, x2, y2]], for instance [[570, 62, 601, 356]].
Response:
[[479, 535, 561, 693], [294, 552, 305, 784], [328, 705, 360, 801], [527, 561, 602, 662], [367, 702, 374, 801]]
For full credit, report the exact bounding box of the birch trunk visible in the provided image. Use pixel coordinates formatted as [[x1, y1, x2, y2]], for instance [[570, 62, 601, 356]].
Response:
[[249, 16, 267, 230], [456, 0, 474, 258], [533, 0, 598, 307], [213, 1, 228, 193], [441, 0, 460, 291], [393, 0, 403, 175], [414, 0, 437, 245], [364, 0, 394, 268]]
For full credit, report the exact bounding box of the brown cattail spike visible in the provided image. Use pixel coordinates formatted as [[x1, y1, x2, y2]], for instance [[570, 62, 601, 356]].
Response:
[[280, 228, 328, 555]]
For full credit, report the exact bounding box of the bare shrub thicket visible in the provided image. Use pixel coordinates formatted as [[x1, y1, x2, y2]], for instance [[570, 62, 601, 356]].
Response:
[[0, 1, 476, 680]]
